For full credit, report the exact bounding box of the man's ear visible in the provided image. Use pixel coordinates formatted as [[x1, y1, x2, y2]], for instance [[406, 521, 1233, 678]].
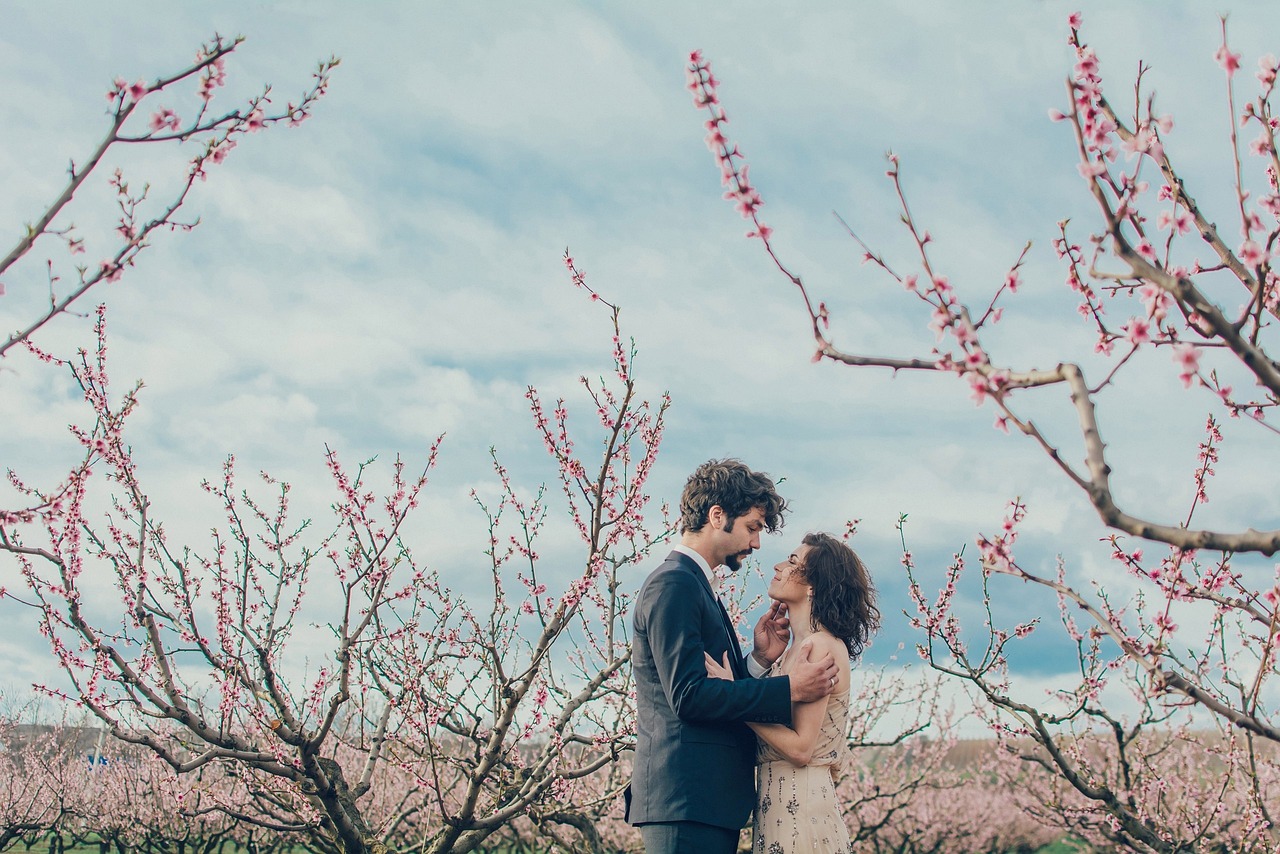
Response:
[[708, 505, 725, 528]]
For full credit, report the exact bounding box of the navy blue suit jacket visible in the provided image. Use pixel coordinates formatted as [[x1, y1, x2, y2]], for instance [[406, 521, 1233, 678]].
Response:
[[627, 551, 792, 830]]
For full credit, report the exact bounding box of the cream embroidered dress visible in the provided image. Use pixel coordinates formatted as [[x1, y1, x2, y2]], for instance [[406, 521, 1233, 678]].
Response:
[[752, 657, 851, 854]]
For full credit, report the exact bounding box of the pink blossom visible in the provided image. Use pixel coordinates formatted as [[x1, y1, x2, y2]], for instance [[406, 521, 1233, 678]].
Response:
[[149, 108, 180, 132], [1075, 47, 1099, 78], [1078, 159, 1107, 178], [904, 273, 919, 292], [197, 57, 227, 102], [245, 108, 266, 132], [1172, 343, 1200, 387], [1135, 239, 1156, 261], [967, 373, 990, 406], [928, 304, 953, 339], [1157, 209, 1193, 235], [1067, 11, 1082, 29], [1216, 45, 1242, 77], [1139, 282, 1172, 320], [1048, 108, 1068, 122], [210, 138, 237, 164], [1121, 317, 1151, 345], [1239, 239, 1266, 267], [1121, 127, 1163, 161], [704, 119, 728, 151], [128, 79, 147, 101], [1259, 54, 1279, 86]]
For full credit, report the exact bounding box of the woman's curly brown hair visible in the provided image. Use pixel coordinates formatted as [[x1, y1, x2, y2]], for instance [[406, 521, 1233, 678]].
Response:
[[800, 532, 880, 658]]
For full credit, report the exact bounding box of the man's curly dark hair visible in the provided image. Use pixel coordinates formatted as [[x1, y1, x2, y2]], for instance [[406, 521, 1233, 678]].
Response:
[[678, 458, 787, 534]]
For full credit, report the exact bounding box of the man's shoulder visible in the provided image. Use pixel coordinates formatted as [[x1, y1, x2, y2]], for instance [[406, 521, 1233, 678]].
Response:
[[645, 550, 697, 577], [637, 552, 703, 598]]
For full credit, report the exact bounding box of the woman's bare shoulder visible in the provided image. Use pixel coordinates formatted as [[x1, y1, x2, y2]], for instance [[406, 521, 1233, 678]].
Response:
[[795, 631, 847, 660]]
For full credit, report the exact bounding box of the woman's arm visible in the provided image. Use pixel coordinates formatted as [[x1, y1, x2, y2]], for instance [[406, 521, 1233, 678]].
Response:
[[706, 641, 840, 767], [747, 696, 829, 767]]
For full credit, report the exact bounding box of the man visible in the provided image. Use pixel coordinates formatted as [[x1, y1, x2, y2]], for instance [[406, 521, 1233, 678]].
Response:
[[627, 459, 839, 854]]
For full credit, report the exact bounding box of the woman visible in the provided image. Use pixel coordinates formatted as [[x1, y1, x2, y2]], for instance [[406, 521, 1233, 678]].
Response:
[[706, 532, 879, 854]]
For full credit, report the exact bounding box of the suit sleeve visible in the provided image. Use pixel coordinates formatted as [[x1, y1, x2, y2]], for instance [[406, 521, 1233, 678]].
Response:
[[640, 569, 791, 725]]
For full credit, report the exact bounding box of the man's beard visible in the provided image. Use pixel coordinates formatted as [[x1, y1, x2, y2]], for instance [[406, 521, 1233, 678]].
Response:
[[724, 550, 751, 572]]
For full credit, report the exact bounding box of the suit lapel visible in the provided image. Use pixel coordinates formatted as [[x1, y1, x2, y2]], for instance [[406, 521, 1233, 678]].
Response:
[[714, 596, 749, 679], [671, 551, 747, 679]]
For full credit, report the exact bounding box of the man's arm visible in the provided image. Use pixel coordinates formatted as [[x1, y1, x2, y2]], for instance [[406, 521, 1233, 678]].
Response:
[[643, 571, 795, 725], [715, 635, 839, 706], [708, 649, 834, 766]]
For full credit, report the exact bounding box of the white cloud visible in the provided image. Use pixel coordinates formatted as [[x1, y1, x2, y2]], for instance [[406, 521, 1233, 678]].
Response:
[[205, 174, 375, 261]]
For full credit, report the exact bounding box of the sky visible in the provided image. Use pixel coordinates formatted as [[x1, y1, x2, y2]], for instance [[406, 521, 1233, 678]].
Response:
[[3, 1, 1280, 726]]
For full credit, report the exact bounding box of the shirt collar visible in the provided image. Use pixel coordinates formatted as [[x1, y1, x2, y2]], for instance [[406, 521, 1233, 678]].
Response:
[[672, 543, 716, 585]]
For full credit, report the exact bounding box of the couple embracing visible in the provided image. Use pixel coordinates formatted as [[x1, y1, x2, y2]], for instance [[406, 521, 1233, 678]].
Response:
[[626, 459, 880, 854]]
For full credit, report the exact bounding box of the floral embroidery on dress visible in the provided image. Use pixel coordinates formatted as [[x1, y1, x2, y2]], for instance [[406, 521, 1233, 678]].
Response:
[[751, 660, 852, 853]]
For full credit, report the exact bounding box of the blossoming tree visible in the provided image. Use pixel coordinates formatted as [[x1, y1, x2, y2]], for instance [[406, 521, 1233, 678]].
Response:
[[0, 39, 669, 854], [0, 34, 337, 357], [689, 12, 1280, 850]]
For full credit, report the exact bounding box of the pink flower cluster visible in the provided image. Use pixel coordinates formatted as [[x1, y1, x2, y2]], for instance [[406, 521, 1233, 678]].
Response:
[[106, 77, 148, 104], [686, 51, 771, 241], [196, 53, 227, 101]]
